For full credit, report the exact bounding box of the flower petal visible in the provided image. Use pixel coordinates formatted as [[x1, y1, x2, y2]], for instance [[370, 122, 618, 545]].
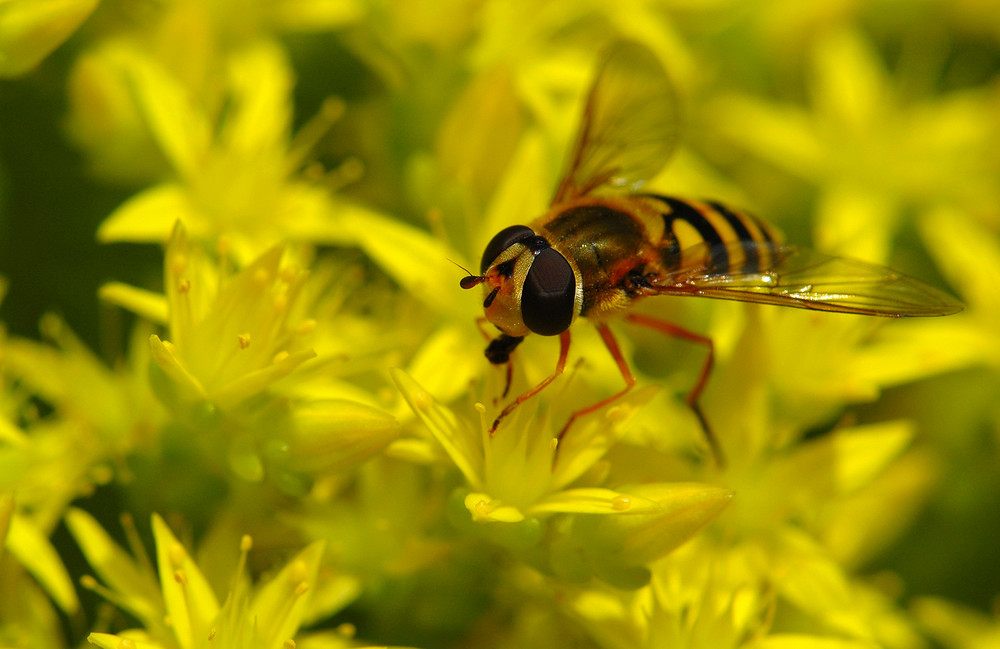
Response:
[[65, 508, 161, 623], [99, 282, 170, 324], [149, 334, 207, 403], [529, 488, 660, 516], [571, 483, 733, 566], [7, 511, 79, 613], [391, 368, 483, 491], [0, 0, 98, 77], [250, 540, 326, 646], [464, 492, 525, 523], [151, 514, 219, 649], [288, 399, 399, 474], [87, 632, 167, 649], [97, 184, 198, 244], [128, 56, 212, 179]]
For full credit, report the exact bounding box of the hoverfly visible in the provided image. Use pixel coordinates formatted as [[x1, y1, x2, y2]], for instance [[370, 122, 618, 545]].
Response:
[[459, 41, 962, 465]]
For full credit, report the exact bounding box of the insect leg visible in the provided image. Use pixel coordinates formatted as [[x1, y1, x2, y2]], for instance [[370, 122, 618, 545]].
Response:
[[489, 330, 571, 436], [477, 319, 514, 398], [625, 312, 724, 467], [554, 323, 636, 458], [474, 317, 494, 341]]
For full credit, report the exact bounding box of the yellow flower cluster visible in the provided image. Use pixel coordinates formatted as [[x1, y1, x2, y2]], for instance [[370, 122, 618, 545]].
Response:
[[1, 1, 998, 648]]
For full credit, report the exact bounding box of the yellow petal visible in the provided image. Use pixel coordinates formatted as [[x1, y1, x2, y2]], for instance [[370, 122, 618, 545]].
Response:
[[0, 0, 97, 77], [775, 422, 913, 498], [212, 348, 317, 409], [7, 511, 79, 613], [391, 368, 483, 491], [530, 488, 660, 516], [752, 635, 881, 649], [151, 513, 219, 649], [405, 324, 481, 405], [572, 482, 733, 567], [221, 41, 294, 155], [128, 55, 212, 179], [149, 334, 207, 403], [341, 204, 471, 318], [552, 386, 658, 490], [0, 492, 12, 560], [773, 528, 869, 638], [250, 540, 326, 646], [288, 399, 399, 474], [99, 282, 169, 324], [87, 632, 166, 649], [269, 0, 365, 30], [97, 183, 198, 244], [464, 492, 525, 523], [65, 508, 161, 622]]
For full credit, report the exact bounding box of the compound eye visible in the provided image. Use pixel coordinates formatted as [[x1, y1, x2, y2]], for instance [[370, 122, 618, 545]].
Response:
[[521, 248, 576, 336], [480, 225, 535, 273]]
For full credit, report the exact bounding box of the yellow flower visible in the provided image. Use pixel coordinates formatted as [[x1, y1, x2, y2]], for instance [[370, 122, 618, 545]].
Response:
[[913, 597, 1000, 649], [0, 0, 97, 77], [0, 494, 79, 645], [392, 368, 732, 588], [100, 224, 398, 490], [710, 27, 998, 263], [80, 39, 369, 261], [68, 508, 356, 649], [110, 223, 317, 410]]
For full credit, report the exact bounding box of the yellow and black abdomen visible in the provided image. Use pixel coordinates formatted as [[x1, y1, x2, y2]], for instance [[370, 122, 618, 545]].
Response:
[[649, 195, 780, 275]]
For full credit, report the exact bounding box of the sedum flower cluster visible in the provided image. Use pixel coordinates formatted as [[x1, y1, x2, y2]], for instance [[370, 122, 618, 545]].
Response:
[[1, 1, 998, 648]]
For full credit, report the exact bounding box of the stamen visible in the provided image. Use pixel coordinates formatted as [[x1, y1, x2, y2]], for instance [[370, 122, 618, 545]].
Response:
[[287, 96, 345, 171]]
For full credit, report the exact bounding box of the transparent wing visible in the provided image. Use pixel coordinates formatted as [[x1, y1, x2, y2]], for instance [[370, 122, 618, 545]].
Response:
[[551, 41, 678, 205], [654, 242, 963, 317]]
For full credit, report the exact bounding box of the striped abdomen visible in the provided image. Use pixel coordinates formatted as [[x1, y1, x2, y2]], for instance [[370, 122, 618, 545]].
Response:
[[648, 195, 780, 276]]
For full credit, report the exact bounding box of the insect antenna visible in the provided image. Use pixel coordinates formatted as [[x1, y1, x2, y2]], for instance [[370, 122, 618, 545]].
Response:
[[449, 259, 485, 289]]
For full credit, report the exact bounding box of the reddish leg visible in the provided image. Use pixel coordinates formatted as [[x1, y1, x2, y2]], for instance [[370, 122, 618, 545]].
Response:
[[554, 323, 636, 450], [474, 317, 494, 341], [625, 313, 723, 467], [489, 330, 571, 435]]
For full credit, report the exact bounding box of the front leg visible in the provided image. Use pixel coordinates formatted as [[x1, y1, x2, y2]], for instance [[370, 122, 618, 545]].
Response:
[[484, 333, 524, 399], [489, 330, 571, 436]]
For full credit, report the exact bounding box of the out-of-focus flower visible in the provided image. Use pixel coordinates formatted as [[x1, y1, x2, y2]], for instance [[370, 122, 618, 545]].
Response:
[[86, 40, 372, 261], [710, 27, 999, 262], [913, 597, 1000, 649], [0, 493, 78, 648], [0, 0, 97, 77]]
